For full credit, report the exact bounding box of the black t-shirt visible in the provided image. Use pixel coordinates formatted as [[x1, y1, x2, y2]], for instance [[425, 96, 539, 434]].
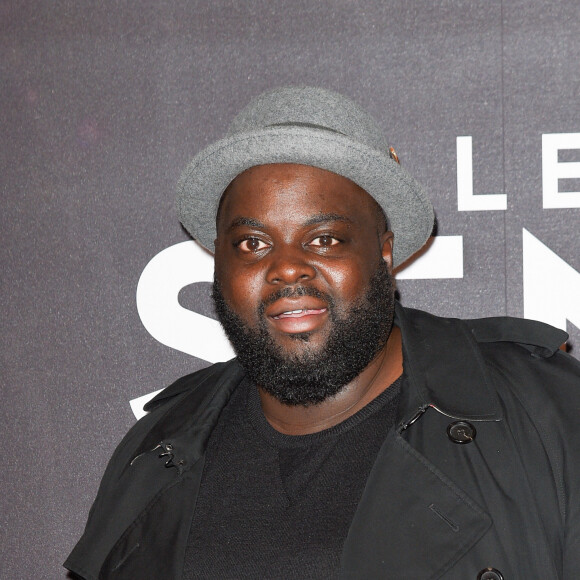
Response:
[[183, 376, 402, 579]]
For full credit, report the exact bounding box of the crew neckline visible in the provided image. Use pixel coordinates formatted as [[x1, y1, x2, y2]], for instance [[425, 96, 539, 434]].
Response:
[[245, 375, 402, 449]]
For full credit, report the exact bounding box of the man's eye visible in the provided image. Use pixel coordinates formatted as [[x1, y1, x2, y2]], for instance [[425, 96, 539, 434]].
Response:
[[309, 235, 340, 247], [237, 238, 269, 252]]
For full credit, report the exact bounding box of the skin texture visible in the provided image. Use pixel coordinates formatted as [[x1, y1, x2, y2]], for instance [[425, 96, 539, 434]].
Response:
[[214, 163, 403, 434]]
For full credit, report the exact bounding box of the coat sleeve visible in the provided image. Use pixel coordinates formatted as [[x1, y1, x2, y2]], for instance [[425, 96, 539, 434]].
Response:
[[484, 345, 580, 578], [64, 398, 178, 580], [553, 353, 580, 578], [525, 351, 580, 578]]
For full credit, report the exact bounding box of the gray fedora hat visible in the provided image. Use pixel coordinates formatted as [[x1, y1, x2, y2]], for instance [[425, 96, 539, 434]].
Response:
[[177, 86, 434, 267]]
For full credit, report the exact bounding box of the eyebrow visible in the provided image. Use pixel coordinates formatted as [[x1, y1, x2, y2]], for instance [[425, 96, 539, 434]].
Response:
[[226, 213, 353, 233], [303, 213, 353, 227], [227, 217, 267, 232]]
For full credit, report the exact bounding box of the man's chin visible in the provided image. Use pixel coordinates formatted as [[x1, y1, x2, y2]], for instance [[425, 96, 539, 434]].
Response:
[[267, 327, 332, 357]]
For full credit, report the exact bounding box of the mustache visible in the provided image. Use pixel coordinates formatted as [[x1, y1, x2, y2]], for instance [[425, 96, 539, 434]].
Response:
[[259, 285, 335, 313]]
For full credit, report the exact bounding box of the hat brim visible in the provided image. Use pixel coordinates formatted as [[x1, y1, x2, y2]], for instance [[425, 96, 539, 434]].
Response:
[[177, 125, 433, 267]]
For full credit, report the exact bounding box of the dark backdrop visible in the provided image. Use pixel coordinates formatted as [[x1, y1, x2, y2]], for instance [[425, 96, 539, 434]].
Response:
[[2, 1, 579, 576]]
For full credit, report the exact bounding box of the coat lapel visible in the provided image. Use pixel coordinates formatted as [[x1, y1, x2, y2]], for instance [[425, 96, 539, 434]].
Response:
[[340, 429, 491, 579]]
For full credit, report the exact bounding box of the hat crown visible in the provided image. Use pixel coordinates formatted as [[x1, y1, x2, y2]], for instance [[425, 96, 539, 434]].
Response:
[[226, 86, 388, 154], [178, 85, 433, 268]]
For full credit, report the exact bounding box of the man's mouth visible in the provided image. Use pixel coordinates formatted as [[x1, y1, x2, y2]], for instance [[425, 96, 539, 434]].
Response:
[[272, 308, 327, 320], [266, 299, 330, 334]]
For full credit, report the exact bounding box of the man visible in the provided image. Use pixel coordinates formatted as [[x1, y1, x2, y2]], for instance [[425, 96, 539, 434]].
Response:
[[66, 87, 580, 579]]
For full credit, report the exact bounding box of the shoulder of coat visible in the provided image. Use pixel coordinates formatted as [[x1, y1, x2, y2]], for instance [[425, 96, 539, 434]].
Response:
[[143, 358, 243, 412], [464, 316, 568, 358]]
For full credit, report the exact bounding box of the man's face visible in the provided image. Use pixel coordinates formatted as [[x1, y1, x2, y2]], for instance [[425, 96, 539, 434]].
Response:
[[213, 163, 396, 405]]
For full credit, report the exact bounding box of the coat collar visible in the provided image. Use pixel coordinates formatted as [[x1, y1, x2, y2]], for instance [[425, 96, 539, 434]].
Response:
[[131, 360, 246, 469], [394, 303, 502, 422]]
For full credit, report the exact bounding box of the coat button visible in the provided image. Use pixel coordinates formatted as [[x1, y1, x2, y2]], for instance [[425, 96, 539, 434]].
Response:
[[447, 420, 476, 444], [477, 567, 504, 580]]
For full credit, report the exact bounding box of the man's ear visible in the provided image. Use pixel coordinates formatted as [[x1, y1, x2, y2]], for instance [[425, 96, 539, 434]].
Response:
[[380, 231, 394, 271]]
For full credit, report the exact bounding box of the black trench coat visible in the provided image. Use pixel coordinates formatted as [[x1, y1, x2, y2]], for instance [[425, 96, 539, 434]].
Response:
[[65, 304, 580, 579]]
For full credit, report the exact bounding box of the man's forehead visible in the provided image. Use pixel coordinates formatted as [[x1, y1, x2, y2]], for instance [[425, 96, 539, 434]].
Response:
[[217, 163, 383, 228]]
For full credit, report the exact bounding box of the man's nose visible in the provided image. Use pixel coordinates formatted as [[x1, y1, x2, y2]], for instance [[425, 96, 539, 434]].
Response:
[[265, 246, 317, 285]]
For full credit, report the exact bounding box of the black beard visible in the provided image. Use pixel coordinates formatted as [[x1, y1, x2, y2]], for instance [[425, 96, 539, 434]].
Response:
[[212, 261, 395, 407]]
